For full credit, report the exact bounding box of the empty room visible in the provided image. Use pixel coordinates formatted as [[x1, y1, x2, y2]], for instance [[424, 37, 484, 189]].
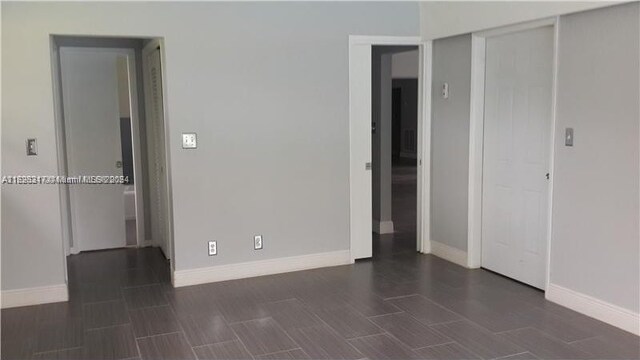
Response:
[[1, 1, 638, 360]]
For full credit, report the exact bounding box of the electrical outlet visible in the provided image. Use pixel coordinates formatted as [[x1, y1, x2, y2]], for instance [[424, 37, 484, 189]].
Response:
[[182, 133, 197, 149], [208, 241, 217, 256], [254, 235, 263, 250]]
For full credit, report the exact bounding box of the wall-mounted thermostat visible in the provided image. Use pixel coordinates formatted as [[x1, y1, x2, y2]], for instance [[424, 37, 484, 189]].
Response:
[[182, 133, 197, 149]]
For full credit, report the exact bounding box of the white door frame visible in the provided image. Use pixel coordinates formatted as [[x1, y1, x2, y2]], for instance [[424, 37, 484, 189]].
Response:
[[348, 35, 433, 261], [466, 18, 559, 290], [141, 38, 175, 264], [52, 46, 145, 254]]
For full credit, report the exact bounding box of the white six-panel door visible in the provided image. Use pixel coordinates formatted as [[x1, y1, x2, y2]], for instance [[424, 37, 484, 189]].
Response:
[[481, 26, 553, 289], [60, 47, 127, 252]]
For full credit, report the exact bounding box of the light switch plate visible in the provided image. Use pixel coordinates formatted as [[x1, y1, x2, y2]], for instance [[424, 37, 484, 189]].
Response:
[[565, 128, 574, 147], [182, 133, 197, 149], [26, 138, 37, 156], [208, 241, 217, 256], [254, 235, 263, 250]]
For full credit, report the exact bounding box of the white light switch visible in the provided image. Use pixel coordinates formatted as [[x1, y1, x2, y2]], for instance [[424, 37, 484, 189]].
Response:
[[565, 128, 574, 147], [208, 241, 217, 256], [182, 133, 197, 149], [26, 138, 37, 156], [442, 82, 449, 99], [254, 235, 263, 250]]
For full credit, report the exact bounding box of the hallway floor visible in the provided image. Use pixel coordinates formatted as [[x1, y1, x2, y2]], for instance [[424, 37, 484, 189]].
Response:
[[373, 160, 418, 260]]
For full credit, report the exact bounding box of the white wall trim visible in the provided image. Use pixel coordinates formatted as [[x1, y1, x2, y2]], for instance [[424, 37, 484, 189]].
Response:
[[546, 283, 640, 336], [474, 17, 557, 39], [545, 16, 561, 292], [430, 240, 469, 268], [1, 284, 68, 309], [373, 220, 394, 234], [418, 40, 433, 254], [466, 33, 486, 269], [467, 18, 559, 280], [173, 250, 351, 288]]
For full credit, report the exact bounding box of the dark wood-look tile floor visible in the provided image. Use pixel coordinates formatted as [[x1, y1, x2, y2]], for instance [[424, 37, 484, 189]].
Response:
[[3, 164, 639, 360]]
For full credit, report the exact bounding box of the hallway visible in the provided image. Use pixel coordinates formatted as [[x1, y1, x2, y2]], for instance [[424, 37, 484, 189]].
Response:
[[373, 160, 418, 259]]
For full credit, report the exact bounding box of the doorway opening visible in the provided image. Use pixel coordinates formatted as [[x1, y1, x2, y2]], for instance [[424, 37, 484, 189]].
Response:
[[50, 36, 173, 281], [348, 36, 430, 262], [371, 46, 420, 259]]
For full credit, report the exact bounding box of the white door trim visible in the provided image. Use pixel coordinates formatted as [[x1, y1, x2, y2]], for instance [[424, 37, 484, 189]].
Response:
[[467, 18, 559, 291], [348, 35, 432, 261]]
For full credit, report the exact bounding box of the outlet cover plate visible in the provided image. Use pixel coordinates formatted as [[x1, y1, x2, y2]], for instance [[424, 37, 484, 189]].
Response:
[[254, 235, 263, 250], [208, 241, 217, 256], [182, 133, 197, 149]]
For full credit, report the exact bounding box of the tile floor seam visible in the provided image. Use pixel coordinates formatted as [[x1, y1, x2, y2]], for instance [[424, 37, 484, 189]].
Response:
[[132, 326, 144, 360], [566, 335, 600, 344], [160, 304, 193, 352], [227, 318, 262, 359], [492, 351, 530, 360], [257, 347, 305, 358], [412, 340, 456, 351], [83, 322, 134, 333], [80, 297, 128, 307], [31, 346, 84, 356], [134, 330, 183, 341]]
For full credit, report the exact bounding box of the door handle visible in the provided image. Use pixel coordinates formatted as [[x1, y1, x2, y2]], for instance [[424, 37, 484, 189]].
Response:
[[545, 172, 550, 180], [365, 162, 372, 170], [116, 160, 123, 169]]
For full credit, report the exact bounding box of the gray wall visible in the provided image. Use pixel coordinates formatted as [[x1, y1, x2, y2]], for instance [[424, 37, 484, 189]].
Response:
[[420, 1, 618, 39], [392, 49, 419, 79], [550, 2, 639, 312], [430, 34, 472, 251], [1, 2, 419, 290]]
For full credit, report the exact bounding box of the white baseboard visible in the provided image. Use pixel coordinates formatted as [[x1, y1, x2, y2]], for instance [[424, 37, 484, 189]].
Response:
[[430, 240, 469, 268], [173, 250, 351, 287], [373, 220, 394, 234], [546, 283, 640, 336], [1, 284, 68, 309]]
